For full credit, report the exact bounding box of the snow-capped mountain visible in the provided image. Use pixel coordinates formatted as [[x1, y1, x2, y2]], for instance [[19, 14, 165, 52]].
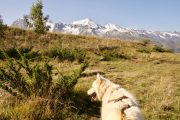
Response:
[[72, 18, 98, 28], [11, 18, 180, 51], [104, 24, 129, 33], [46, 20, 65, 32]]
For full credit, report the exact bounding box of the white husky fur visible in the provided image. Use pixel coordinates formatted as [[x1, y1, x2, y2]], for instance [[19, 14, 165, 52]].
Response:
[[87, 73, 144, 120]]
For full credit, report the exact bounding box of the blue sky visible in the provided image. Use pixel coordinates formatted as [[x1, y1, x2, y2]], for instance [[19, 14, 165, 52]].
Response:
[[0, 0, 180, 31]]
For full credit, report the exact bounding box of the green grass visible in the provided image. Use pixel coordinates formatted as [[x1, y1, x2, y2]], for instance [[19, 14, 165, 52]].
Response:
[[0, 27, 180, 120]]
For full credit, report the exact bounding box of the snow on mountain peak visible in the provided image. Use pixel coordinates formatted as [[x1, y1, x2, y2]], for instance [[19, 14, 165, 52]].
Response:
[[162, 32, 180, 37], [105, 24, 129, 32], [11, 18, 180, 51], [72, 18, 98, 28]]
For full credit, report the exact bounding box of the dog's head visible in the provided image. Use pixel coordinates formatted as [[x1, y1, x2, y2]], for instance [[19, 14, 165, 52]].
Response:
[[87, 73, 106, 101]]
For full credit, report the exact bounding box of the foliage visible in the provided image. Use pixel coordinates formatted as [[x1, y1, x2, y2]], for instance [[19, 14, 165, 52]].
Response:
[[137, 47, 151, 53], [137, 45, 172, 53], [97, 47, 129, 61], [46, 46, 86, 63], [24, 0, 49, 34], [0, 49, 86, 98], [0, 48, 89, 119], [153, 45, 172, 53], [0, 47, 39, 60], [141, 39, 151, 46], [0, 15, 7, 38]]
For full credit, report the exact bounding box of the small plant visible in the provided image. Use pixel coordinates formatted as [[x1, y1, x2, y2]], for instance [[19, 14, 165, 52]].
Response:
[[46, 47, 86, 63], [137, 48, 151, 53], [0, 47, 39, 60], [137, 45, 172, 53], [141, 39, 151, 46], [153, 45, 172, 53], [98, 49, 129, 61]]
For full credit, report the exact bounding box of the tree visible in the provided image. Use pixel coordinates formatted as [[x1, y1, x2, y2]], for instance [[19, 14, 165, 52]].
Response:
[[0, 15, 7, 38], [24, 0, 49, 34]]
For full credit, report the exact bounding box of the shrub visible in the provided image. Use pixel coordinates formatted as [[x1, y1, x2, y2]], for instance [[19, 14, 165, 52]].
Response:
[[0, 47, 39, 60], [141, 39, 151, 46], [153, 46, 172, 53], [137, 48, 151, 53], [0, 49, 86, 98], [98, 49, 129, 61], [0, 49, 89, 119], [137, 46, 172, 53], [46, 47, 86, 63]]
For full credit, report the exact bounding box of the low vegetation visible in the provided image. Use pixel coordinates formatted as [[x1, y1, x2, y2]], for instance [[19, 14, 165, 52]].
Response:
[[137, 45, 172, 53], [95, 46, 129, 61], [45, 46, 86, 62], [0, 27, 180, 120]]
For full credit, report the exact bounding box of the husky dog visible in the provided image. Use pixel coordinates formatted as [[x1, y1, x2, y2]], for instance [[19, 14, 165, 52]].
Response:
[[87, 73, 144, 120]]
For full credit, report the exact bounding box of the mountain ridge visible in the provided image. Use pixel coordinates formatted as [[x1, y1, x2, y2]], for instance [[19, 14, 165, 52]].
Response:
[[11, 18, 180, 51]]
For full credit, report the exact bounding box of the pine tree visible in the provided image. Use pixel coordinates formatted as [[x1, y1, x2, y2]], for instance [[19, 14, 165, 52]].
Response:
[[24, 0, 49, 34]]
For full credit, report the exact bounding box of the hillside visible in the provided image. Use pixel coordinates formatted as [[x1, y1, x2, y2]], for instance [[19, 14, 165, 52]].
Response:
[[12, 18, 180, 51], [0, 27, 180, 120]]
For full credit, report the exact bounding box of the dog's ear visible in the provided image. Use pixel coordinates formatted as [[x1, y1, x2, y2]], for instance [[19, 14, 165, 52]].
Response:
[[97, 73, 102, 81], [97, 73, 100, 79]]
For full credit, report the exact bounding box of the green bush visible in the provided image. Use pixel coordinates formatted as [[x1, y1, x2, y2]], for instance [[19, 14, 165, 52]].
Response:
[[46, 47, 86, 63], [137, 46, 172, 53], [99, 49, 129, 61], [153, 46, 172, 53], [0, 49, 89, 119], [0, 47, 40, 60], [141, 39, 151, 46], [0, 49, 85, 98], [137, 48, 151, 53]]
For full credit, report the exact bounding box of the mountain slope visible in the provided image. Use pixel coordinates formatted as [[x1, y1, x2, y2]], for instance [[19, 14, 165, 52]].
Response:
[[11, 18, 180, 51], [0, 27, 180, 120]]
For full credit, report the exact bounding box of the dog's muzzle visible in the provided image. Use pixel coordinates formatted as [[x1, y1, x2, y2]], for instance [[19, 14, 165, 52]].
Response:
[[87, 88, 97, 102]]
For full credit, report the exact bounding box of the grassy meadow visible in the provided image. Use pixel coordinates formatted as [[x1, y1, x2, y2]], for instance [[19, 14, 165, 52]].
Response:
[[0, 27, 180, 120]]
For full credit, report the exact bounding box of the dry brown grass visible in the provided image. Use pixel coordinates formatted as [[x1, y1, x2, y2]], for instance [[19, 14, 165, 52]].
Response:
[[0, 27, 180, 120]]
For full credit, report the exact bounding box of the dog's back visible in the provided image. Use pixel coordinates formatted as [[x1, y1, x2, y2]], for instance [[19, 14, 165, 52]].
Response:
[[87, 74, 144, 120], [101, 77, 144, 120]]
